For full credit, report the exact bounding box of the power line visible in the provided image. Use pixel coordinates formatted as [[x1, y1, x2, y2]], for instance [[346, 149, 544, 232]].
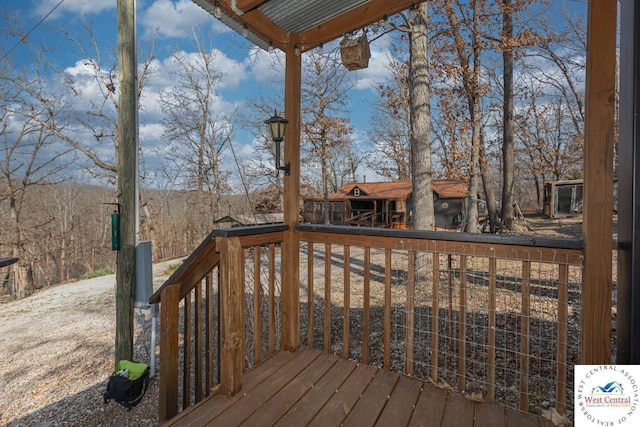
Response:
[[0, 0, 66, 63]]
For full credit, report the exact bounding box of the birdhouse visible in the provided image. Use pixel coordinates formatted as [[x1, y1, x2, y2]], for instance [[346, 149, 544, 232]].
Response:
[[340, 34, 371, 71]]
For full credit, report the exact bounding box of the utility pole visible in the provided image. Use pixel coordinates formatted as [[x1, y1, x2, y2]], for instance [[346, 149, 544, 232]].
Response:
[[116, 0, 137, 364]]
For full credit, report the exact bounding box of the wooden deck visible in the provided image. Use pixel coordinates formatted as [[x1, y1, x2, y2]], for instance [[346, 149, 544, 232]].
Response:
[[162, 347, 555, 426]]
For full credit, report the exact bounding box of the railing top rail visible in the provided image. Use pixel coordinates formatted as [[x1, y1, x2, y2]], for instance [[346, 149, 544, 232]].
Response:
[[0, 257, 19, 268], [149, 224, 289, 304], [215, 223, 288, 238], [297, 223, 584, 251]]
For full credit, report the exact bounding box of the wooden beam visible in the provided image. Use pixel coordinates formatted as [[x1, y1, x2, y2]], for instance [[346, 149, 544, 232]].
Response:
[[235, 0, 266, 13], [298, 0, 428, 51], [581, 0, 617, 364], [220, 0, 428, 52], [282, 43, 301, 352], [214, 1, 290, 50]]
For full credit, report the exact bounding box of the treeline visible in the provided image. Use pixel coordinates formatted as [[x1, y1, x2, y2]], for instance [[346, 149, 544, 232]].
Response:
[[0, 1, 593, 299], [0, 180, 254, 299]]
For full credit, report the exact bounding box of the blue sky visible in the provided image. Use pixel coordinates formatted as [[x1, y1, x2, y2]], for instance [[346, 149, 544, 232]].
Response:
[[4, 0, 395, 186], [3, 0, 587, 188]]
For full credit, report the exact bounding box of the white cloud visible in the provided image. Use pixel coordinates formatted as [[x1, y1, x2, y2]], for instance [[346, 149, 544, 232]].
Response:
[[62, 60, 116, 112], [34, 0, 116, 18], [246, 47, 285, 86], [349, 47, 395, 91], [140, 0, 224, 38], [140, 123, 164, 144]]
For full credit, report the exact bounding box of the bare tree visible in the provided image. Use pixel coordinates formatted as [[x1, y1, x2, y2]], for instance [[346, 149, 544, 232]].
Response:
[[0, 58, 73, 298], [367, 59, 411, 180], [406, 3, 436, 231], [516, 83, 583, 205], [501, 0, 516, 229], [437, 0, 485, 232], [301, 49, 356, 224], [15, 20, 156, 184], [159, 34, 234, 230]]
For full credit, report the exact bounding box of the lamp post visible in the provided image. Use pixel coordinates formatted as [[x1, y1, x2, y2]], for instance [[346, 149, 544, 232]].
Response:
[[265, 110, 290, 176]]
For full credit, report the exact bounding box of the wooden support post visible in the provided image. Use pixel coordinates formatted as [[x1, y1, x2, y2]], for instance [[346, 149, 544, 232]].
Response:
[[115, 0, 137, 365], [282, 42, 302, 352], [219, 236, 245, 396], [617, 0, 640, 364], [581, 0, 617, 364], [159, 284, 180, 422]]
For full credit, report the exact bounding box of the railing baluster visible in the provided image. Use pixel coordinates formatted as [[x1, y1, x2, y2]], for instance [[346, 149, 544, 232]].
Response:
[[519, 260, 531, 411], [183, 290, 192, 409], [195, 281, 203, 403], [159, 283, 180, 421], [307, 242, 314, 348], [343, 245, 350, 359], [431, 252, 440, 381], [324, 242, 331, 353], [384, 248, 391, 370], [363, 246, 370, 365], [556, 263, 569, 416], [458, 254, 467, 392], [488, 256, 497, 401], [268, 243, 276, 356], [254, 246, 262, 365], [405, 250, 415, 375], [206, 272, 214, 393], [448, 254, 454, 353]]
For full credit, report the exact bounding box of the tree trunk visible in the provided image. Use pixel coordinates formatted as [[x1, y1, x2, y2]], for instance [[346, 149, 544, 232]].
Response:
[[466, 1, 482, 233], [322, 145, 330, 225], [409, 3, 435, 231], [480, 135, 499, 232], [15, 264, 34, 300], [501, 0, 516, 230]]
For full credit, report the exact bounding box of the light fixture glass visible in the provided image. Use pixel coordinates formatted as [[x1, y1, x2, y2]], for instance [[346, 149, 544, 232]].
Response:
[[268, 40, 274, 53], [294, 44, 300, 56], [264, 110, 290, 175], [213, 1, 222, 18], [242, 23, 249, 38]]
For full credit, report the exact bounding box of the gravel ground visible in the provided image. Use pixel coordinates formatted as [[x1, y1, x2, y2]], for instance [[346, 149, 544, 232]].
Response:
[[0, 260, 178, 427]]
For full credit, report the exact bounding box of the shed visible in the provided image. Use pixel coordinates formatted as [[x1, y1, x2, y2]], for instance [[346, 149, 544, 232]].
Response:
[[543, 179, 618, 218], [214, 213, 284, 229]]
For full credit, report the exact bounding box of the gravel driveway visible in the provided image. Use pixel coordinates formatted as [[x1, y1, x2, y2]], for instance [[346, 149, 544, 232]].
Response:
[[0, 260, 178, 426]]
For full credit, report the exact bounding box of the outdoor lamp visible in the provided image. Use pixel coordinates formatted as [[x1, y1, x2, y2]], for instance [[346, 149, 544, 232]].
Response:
[[265, 110, 290, 175]]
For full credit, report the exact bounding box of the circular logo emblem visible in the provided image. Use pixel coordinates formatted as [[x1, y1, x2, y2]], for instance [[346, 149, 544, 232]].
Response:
[[575, 365, 640, 425]]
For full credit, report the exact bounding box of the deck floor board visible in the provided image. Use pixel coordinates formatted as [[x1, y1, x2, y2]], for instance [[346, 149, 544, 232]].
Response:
[[163, 347, 555, 427]]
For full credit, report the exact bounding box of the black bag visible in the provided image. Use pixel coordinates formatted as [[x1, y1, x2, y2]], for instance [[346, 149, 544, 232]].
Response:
[[103, 360, 150, 410]]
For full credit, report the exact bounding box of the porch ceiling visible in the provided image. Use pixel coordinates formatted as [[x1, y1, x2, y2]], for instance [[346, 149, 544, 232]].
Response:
[[192, 0, 427, 53]]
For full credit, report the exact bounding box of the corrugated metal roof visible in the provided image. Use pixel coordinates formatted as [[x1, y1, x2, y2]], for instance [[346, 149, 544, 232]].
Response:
[[192, 1, 425, 52], [258, 0, 371, 34], [192, 0, 271, 50]]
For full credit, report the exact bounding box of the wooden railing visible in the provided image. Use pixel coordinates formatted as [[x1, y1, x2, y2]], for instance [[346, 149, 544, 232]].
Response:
[[150, 224, 287, 421], [297, 224, 583, 421], [153, 222, 586, 422]]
